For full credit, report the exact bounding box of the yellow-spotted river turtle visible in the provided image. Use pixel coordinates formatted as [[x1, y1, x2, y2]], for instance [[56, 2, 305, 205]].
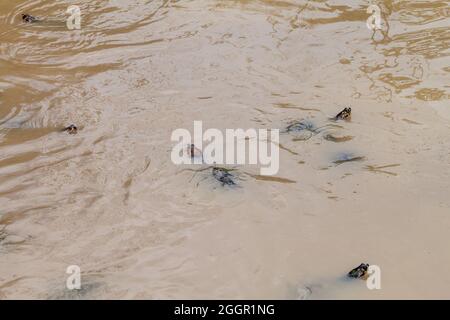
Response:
[[348, 263, 369, 279], [22, 14, 40, 23], [62, 124, 78, 134], [334, 107, 351, 121]]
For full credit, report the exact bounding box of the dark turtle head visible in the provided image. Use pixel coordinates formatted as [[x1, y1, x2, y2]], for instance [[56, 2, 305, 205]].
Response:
[[335, 107, 351, 120], [63, 124, 78, 134], [22, 14, 36, 23], [348, 263, 369, 278], [360, 263, 369, 270]]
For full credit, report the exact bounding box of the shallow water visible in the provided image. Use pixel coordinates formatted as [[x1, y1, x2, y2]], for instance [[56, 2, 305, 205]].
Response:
[[0, 0, 449, 299]]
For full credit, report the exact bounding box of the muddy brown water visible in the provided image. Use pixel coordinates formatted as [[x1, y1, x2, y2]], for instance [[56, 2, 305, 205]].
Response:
[[0, 0, 449, 299]]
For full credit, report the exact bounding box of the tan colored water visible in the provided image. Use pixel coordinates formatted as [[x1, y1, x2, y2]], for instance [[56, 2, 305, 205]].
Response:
[[0, 0, 449, 299]]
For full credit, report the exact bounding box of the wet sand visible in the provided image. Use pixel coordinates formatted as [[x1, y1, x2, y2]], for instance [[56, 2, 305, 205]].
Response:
[[0, 0, 449, 299]]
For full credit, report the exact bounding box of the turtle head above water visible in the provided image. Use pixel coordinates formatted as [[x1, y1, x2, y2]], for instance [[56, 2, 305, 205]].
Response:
[[22, 14, 38, 23], [335, 107, 352, 121], [62, 124, 78, 135]]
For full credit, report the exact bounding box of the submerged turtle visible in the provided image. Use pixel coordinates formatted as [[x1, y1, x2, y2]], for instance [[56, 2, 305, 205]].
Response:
[[334, 107, 351, 121], [22, 14, 39, 23], [187, 165, 240, 188], [285, 119, 315, 133], [284, 119, 318, 140], [212, 167, 236, 186], [333, 152, 365, 165], [348, 263, 369, 279], [62, 124, 78, 134]]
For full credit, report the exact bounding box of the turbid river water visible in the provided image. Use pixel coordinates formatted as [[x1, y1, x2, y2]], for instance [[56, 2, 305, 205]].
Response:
[[0, 0, 449, 299]]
